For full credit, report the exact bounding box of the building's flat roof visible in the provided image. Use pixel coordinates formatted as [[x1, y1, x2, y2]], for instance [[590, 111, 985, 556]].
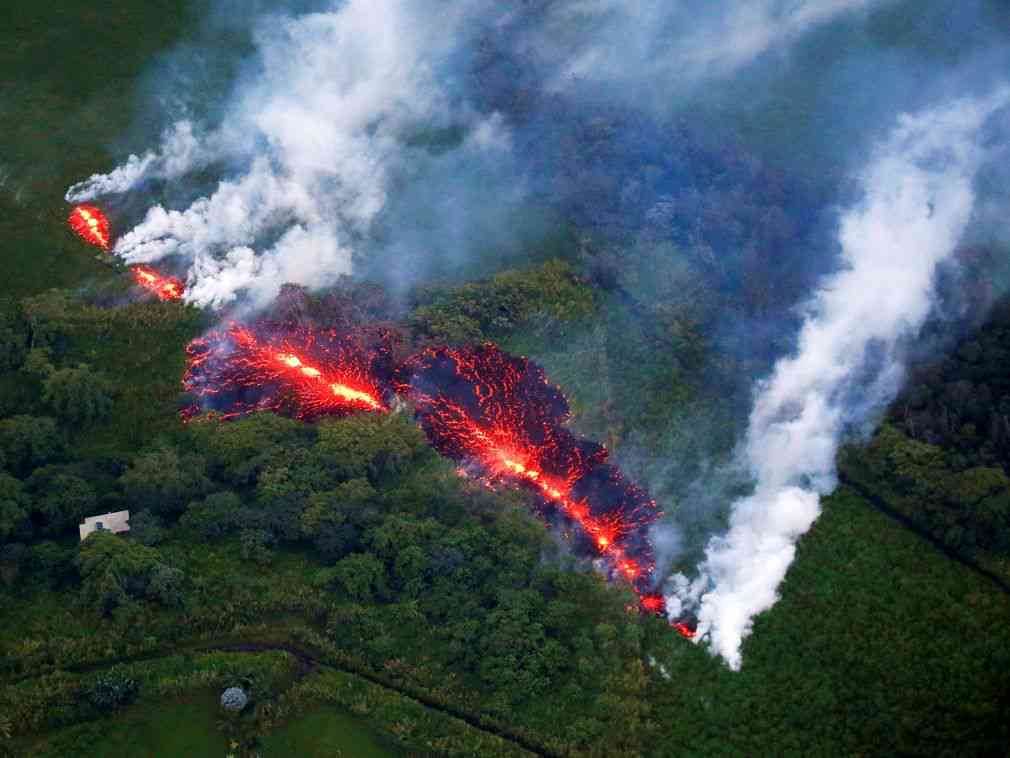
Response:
[[79, 510, 131, 541]]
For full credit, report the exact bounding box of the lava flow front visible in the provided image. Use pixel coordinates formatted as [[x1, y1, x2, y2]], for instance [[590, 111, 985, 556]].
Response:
[[68, 205, 110, 250], [182, 322, 391, 422], [396, 344, 662, 599], [183, 327, 669, 615], [132, 265, 185, 301], [67, 205, 185, 302]]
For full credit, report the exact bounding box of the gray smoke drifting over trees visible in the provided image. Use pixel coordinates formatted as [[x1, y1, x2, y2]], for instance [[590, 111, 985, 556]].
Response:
[[68, 2, 518, 308]]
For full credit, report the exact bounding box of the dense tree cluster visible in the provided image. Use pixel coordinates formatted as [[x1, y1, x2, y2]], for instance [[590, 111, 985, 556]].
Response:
[[896, 294, 1010, 466], [840, 294, 1010, 557], [410, 258, 596, 344], [2, 262, 1009, 756]]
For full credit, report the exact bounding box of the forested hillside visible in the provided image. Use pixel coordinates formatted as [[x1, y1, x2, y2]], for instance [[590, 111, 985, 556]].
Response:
[[1, 259, 1009, 756]]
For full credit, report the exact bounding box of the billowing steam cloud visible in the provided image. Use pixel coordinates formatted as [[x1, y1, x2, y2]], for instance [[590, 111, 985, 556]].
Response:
[[66, 1, 512, 309], [666, 90, 1010, 670], [66, 121, 201, 201], [64, 0, 885, 310]]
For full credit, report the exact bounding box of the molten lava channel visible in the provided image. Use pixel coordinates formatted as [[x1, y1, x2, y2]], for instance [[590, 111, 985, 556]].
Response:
[[183, 330, 679, 622], [183, 323, 388, 422]]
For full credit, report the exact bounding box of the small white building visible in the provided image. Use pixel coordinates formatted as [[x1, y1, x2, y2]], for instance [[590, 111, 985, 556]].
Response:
[[79, 510, 131, 541]]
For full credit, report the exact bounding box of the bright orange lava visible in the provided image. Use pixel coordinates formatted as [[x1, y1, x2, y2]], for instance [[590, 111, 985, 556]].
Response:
[[274, 350, 384, 411], [183, 323, 388, 422], [672, 622, 697, 639], [639, 594, 666, 615], [132, 265, 185, 302], [184, 334, 675, 623], [397, 344, 662, 604], [68, 205, 111, 250], [498, 448, 645, 583]]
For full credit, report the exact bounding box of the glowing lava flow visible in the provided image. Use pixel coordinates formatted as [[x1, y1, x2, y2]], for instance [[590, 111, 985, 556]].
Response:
[[68, 205, 110, 250], [182, 322, 389, 421], [671, 621, 698, 639], [396, 344, 662, 601], [132, 265, 185, 302], [67, 205, 184, 302], [182, 329, 671, 616]]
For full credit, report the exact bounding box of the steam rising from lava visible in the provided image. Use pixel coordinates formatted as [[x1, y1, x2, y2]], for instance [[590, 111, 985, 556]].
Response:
[[62, 0, 1010, 667], [68, 205, 185, 302], [665, 90, 1010, 669], [63, 1, 515, 309], [61, 0, 888, 309]]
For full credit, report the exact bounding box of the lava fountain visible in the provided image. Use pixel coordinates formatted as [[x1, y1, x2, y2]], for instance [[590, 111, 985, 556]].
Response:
[[68, 205, 110, 250], [132, 264, 185, 302], [182, 321, 392, 422]]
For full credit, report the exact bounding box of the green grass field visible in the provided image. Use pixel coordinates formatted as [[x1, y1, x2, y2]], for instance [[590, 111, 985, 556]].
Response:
[[26, 694, 228, 758], [260, 707, 396, 758]]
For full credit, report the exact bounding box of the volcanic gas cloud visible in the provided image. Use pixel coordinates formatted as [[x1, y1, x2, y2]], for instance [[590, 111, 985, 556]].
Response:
[[185, 324, 673, 616]]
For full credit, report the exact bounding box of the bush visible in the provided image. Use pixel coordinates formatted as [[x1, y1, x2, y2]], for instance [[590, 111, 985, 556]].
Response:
[[120, 446, 212, 516], [331, 552, 387, 602], [239, 528, 274, 565], [180, 491, 243, 541], [0, 473, 29, 542], [0, 415, 63, 477], [76, 531, 186, 614], [127, 509, 164, 546], [410, 259, 596, 343], [28, 540, 75, 588], [220, 686, 248, 712], [86, 667, 139, 710], [26, 468, 96, 536], [41, 364, 113, 426]]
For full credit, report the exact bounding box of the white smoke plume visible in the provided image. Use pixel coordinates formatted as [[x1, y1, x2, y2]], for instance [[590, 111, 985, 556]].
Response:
[[64, 0, 887, 310], [65, 1, 510, 309], [666, 90, 1010, 670], [65, 121, 202, 202]]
